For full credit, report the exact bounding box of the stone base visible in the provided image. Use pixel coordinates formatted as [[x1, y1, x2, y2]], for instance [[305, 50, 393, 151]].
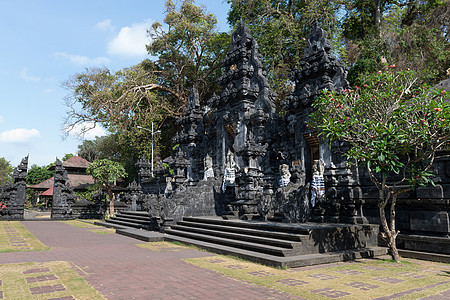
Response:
[[396, 234, 450, 255]]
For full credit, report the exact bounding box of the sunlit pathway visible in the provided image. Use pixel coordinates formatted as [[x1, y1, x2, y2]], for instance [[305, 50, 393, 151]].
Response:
[[0, 221, 300, 299]]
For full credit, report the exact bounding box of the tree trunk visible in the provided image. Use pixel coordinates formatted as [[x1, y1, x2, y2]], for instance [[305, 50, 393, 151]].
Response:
[[107, 187, 115, 218], [378, 191, 400, 262], [374, 0, 382, 36]]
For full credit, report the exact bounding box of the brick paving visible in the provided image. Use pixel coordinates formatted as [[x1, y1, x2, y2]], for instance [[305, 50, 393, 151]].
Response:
[[0, 221, 300, 299]]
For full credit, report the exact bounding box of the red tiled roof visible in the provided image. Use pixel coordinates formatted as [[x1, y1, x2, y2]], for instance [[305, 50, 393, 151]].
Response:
[[48, 156, 91, 170], [28, 174, 95, 191], [28, 177, 54, 190], [39, 186, 53, 196], [63, 156, 91, 168]]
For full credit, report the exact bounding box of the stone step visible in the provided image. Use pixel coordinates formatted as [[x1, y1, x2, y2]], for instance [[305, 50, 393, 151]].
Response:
[[164, 228, 296, 257], [164, 234, 387, 268], [112, 216, 151, 226], [183, 216, 312, 235], [120, 211, 151, 217], [115, 213, 152, 222], [171, 224, 302, 249], [93, 221, 129, 230], [177, 220, 305, 242], [116, 228, 165, 242], [104, 218, 150, 230]]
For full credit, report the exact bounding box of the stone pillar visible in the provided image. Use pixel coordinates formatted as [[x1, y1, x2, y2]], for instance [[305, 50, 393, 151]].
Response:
[[51, 159, 76, 219], [0, 156, 28, 220]]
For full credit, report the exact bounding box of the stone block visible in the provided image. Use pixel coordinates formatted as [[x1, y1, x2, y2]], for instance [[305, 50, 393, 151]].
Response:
[[399, 234, 450, 254], [410, 211, 449, 234], [416, 185, 444, 199]]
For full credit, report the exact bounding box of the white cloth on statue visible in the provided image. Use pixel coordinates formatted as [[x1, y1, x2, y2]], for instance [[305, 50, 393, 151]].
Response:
[[279, 177, 290, 187], [222, 167, 235, 192], [203, 168, 214, 181], [311, 174, 325, 207]]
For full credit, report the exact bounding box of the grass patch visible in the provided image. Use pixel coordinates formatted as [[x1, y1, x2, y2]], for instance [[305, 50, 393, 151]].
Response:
[[88, 228, 115, 235], [185, 255, 450, 299], [0, 221, 49, 253], [60, 220, 103, 229], [136, 241, 191, 252], [0, 260, 104, 299]]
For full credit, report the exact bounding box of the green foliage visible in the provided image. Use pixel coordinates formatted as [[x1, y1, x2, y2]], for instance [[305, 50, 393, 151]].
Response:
[[0, 157, 13, 186], [26, 164, 53, 185], [345, 1, 449, 86], [62, 153, 74, 161], [146, 0, 229, 104], [311, 67, 450, 188], [66, 0, 229, 173], [311, 67, 449, 261], [74, 185, 99, 202], [86, 159, 127, 217], [86, 159, 127, 187]]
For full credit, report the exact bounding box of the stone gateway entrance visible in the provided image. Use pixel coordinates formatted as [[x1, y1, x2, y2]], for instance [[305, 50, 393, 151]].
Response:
[[131, 21, 367, 225]]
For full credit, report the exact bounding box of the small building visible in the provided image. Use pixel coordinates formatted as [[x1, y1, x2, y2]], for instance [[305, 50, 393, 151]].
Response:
[[28, 156, 95, 204]]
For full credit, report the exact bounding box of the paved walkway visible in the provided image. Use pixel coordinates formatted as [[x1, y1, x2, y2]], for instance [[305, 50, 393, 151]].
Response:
[[0, 221, 298, 300]]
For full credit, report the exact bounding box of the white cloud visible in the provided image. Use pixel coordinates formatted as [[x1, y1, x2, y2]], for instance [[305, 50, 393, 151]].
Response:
[[0, 116, 4, 123], [66, 122, 107, 140], [0, 128, 40, 143], [53, 52, 110, 66], [107, 21, 151, 58], [20, 68, 41, 82], [96, 19, 115, 33], [43, 88, 54, 94]]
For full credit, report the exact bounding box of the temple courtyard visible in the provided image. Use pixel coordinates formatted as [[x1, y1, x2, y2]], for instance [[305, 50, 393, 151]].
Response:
[[0, 220, 448, 299]]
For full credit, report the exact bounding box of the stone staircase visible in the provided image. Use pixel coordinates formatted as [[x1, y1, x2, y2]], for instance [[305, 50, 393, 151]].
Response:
[[95, 213, 387, 268], [164, 216, 387, 268], [94, 211, 153, 230]]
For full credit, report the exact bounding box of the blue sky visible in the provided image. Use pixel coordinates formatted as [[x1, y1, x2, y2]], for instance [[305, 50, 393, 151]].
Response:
[[0, 0, 231, 168]]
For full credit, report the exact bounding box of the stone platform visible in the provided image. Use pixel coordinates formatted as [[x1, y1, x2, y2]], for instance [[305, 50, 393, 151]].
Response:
[[112, 216, 387, 268]]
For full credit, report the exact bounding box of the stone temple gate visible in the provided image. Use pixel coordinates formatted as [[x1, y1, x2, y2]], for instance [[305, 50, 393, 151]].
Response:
[[135, 21, 366, 225], [124, 22, 449, 258]]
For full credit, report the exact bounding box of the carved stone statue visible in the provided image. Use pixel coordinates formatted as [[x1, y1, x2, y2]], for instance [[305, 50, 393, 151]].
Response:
[[311, 159, 325, 207], [164, 177, 173, 197], [278, 164, 291, 187], [222, 150, 236, 192], [203, 154, 214, 181]]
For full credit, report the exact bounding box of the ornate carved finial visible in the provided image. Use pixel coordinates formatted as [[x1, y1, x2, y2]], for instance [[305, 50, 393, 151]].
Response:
[[187, 87, 200, 111]]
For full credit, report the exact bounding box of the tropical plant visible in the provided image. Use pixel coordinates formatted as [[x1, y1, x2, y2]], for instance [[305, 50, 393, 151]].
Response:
[[86, 159, 127, 217], [310, 67, 450, 261]]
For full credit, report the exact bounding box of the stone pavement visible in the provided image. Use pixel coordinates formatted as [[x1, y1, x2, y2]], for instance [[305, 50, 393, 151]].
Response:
[[0, 221, 299, 300]]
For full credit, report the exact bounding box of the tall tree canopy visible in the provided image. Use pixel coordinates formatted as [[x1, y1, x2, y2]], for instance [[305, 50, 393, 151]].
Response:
[[0, 157, 13, 186], [343, 0, 449, 85], [64, 0, 230, 174]]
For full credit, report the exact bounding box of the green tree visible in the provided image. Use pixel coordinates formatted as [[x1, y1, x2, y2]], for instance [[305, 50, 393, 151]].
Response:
[[86, 159, 127, 217], [0, 157, 13, 186], [26, 164, 53, 185], [343, 0, 448, 86], [62, 153, 74, 161], [310, 68, 450, 261], [78, 135, 144, 182], [147, 0, 230, 105], [64, 0, 229, 169]]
